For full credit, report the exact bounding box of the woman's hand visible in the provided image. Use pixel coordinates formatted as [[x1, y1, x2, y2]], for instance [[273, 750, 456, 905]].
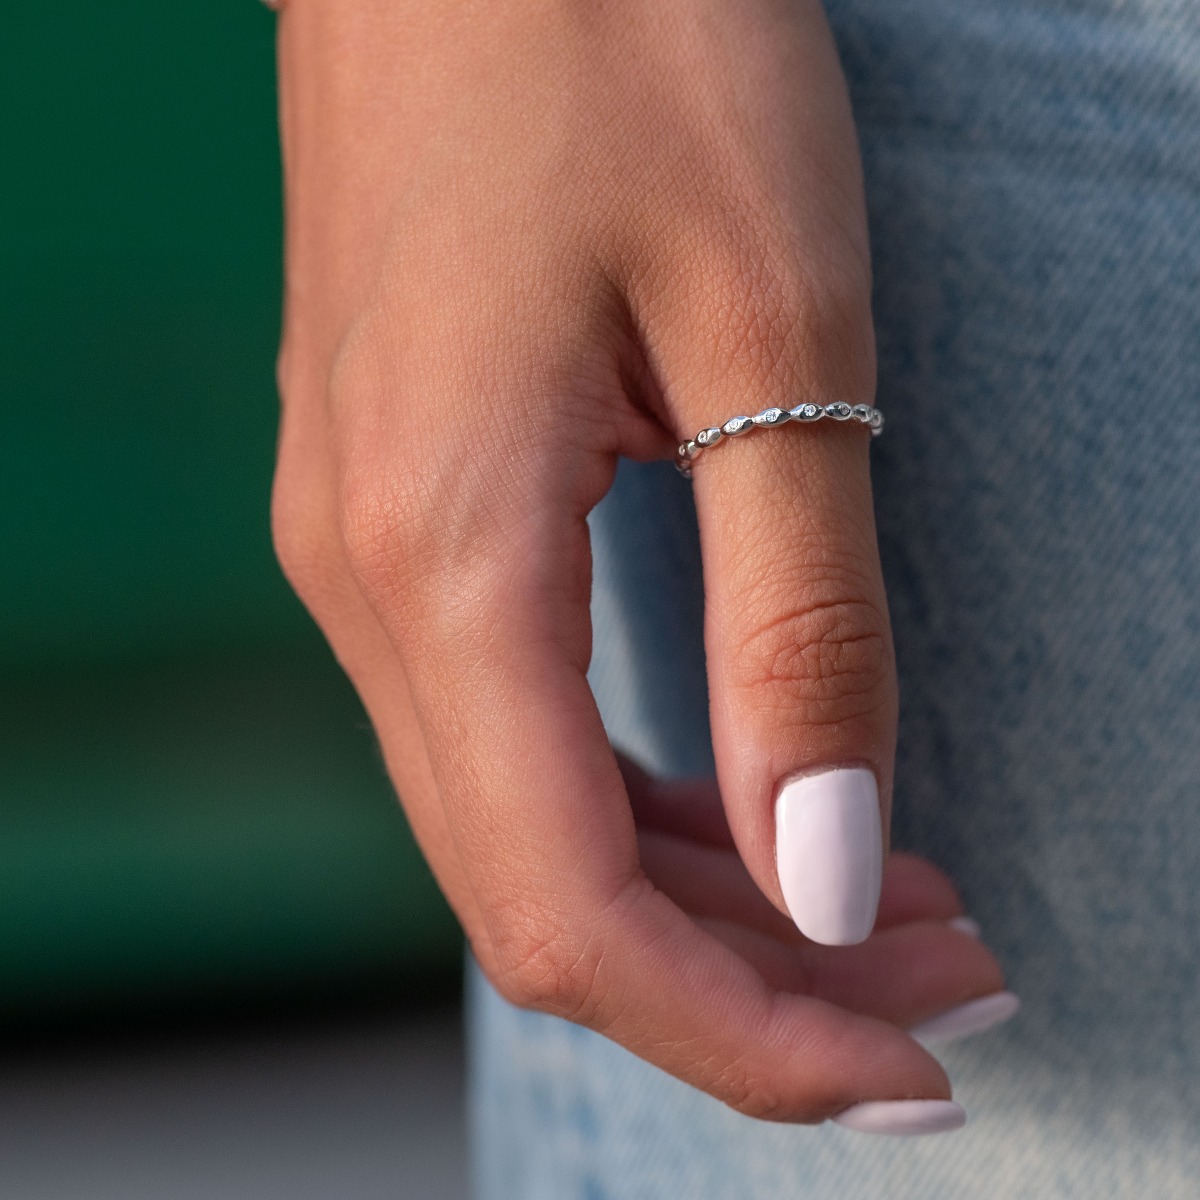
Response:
[[271, 0, 1007, 1126]]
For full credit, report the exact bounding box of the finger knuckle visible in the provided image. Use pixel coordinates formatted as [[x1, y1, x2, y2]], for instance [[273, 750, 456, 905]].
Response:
[[270, 469, 341, 620], [720, 1073, 792, 1122], [338, 464, 419, 599], [729, 1084, 843, 1125], [338, 460, 523, 660], [271, 505, 330, 606], [698, 231, 875, 403], [729, 580, 892, 728], [708, 1045, 824, 1123], [712, 1030, 850, 1124], [327, 335, 547, 637], [489, 910, 606, 1025], [330, 415, 457, 630]]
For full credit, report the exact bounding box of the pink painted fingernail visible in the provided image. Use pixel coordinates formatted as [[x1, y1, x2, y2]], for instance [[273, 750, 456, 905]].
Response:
[[832, 1099, 967, 1136], [909, 991, 1020, 1044], [948, 915, 983, 938], [774, 768, 882, 945]]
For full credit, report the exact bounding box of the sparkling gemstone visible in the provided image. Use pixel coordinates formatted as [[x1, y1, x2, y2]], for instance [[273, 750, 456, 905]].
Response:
[[754, 407, 789, 427]]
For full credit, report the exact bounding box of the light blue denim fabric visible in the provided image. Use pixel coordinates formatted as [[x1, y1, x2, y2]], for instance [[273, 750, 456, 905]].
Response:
[[469, 1, 1200, 1195]]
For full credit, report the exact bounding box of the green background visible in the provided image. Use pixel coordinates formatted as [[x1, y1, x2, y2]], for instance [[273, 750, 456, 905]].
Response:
[[0, 1, 460, 1023]]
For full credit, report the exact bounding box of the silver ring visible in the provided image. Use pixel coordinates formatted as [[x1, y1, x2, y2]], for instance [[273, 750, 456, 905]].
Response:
[[675, 402, 884, 479]]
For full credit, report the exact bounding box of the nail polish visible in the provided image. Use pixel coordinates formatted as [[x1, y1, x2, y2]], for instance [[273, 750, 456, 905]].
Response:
[[909, 991, 1020, 1044], [774, 767, 882, 945], [832, 1099, 967, 1136], [948, 915, 983, 938]]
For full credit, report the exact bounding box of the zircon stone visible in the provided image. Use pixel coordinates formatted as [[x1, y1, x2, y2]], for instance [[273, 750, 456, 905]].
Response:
[[754, 407, 789, 427]]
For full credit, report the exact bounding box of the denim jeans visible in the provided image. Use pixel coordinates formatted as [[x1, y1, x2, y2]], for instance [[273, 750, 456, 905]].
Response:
[[469, 1, 1200, 1195]]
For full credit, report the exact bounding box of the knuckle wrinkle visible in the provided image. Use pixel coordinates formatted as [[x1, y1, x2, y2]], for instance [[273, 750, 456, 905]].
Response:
[[731, 595, 891, 725]]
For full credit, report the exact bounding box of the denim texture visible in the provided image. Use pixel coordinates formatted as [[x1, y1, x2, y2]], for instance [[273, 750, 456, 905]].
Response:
[[470, 1, 1200, 1195]]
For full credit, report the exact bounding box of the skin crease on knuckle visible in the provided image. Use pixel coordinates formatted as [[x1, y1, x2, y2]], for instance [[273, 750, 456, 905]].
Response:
[[484, 875, 657, 1029], [490, 923, 606, 1024], [724, 577, 895, 730]]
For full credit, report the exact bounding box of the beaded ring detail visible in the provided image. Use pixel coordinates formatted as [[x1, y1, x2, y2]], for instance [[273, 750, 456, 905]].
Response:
[[675, 402, 884, 479]]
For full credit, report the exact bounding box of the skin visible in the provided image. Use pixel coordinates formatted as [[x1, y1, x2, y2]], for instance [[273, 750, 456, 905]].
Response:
[[271, 0, 1007, 1123]]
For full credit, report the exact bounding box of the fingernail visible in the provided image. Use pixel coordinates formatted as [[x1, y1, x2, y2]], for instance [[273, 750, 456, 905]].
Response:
[[909, 991, 1021, 1045], [948, 915, 983, 938], [832, 1098, 967, 1136], [774, 767, 882, 945]]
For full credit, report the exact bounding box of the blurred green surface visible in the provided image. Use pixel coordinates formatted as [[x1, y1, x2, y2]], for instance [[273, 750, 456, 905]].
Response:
[[0, 1, 460, 1019]]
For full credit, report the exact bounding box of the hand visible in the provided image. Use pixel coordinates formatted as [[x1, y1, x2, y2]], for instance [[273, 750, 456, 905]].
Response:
[[271, 0, 1007, 1127]]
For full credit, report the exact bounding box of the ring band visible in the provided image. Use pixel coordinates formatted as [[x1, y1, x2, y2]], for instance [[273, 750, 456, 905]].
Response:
[[675, 402, 884, 479]]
